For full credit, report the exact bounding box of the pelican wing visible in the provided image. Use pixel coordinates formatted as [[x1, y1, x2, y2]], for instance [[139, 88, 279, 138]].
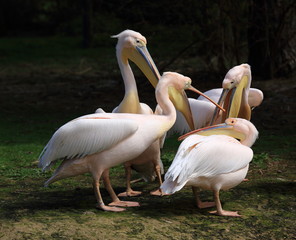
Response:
[[163, 134, 253, 193], [248, 88, 264, 108], [197, 88, 221, 102], [39, 118, 138, 171]]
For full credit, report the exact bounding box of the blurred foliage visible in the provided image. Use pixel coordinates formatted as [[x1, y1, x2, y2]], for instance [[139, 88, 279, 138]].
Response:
[[0, 0, 295, 78]]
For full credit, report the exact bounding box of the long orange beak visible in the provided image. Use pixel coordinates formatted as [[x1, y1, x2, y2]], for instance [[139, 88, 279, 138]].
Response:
[[188, 86, 225, 113]]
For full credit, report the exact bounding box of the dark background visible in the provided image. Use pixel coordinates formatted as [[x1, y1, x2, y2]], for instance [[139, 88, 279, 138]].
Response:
[[1, 0, 295, 80]]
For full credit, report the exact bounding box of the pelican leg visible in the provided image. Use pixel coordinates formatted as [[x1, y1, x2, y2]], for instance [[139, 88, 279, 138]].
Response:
[[93, 179, 125, 212], [130, 178, 144, 184], [150, 163, 167, 196], [192, 187, 215, 209], [118, 163, 142, 197], [102, 169, 140, 208], [209, 190, 241, 217]]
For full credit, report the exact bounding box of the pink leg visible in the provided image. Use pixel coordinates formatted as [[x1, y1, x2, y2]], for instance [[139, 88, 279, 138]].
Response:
[[192, 187, 215, 208], [150, 163, 168, 196], [130, 178, 144, 184], [93, 179, 125, 212], [118, 163, 142, 197], [209, 190, 242, 217], [102, 169, 140, 208]]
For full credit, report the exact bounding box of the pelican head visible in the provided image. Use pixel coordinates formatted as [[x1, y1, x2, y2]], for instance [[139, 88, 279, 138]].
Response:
[[211, 64, 252, 124], [112, 30, 160, 88], [179, 117, 258, 147]]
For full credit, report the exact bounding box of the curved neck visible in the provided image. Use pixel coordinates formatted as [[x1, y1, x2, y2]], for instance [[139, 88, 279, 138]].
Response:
[[117, 51, 139, 95], [241, 132, 257, 148], [241, 139, 252, 148], [116, 49, 141, 113], [241, 124, 258, 148], [155, 78, 177, 131]]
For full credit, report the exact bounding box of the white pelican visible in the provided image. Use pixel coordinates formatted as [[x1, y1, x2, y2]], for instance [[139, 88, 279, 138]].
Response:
[[39, 72, 223, 212], [97, 30, 195, 197], [169, 64, 263, 135], [161, 118, 259, 217]]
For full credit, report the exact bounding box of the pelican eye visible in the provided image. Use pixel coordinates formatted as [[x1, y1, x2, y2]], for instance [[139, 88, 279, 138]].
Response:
[[226, 118, 236, 125], [136, 39, 144, 46], [184, 81, 191, 89]]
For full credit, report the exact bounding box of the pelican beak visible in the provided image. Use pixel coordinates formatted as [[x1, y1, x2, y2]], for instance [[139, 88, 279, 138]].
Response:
[[126, 45, 160, 88], [187, 86, 225, 113], [210, 75, 251, 124], [227, 75, 250, 120], [168, 87, 195, 130], [178, 121, 245, 141]]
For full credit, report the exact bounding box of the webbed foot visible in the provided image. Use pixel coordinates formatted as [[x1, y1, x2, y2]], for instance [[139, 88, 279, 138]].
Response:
[[96, 204, 126, 212], [118, 190, 142, 197], [108, 200, 140, 207], [209, 210, 242, 217]]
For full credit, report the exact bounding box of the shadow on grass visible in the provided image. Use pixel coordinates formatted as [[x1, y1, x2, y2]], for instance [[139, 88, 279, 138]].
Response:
[[132, 180, 296, 218], [0, 178, 295, 221]]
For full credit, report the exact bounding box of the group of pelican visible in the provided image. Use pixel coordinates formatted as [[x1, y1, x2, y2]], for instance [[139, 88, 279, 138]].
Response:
[[38, 30, 263, 216]]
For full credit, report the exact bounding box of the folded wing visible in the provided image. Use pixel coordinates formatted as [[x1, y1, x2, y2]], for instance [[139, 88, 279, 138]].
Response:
[[39, 118, 138, 171]]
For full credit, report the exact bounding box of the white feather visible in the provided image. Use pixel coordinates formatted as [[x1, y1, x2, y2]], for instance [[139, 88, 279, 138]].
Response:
[[39, 118, 138, 171]]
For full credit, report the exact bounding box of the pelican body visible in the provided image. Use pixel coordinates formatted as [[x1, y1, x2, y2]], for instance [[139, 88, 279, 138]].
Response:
[[39, 72, 216, 212], [161, 118, 259, 217]]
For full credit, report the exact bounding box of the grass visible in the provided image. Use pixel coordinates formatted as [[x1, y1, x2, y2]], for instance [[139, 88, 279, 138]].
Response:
[[0, 36, 295, 239]]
